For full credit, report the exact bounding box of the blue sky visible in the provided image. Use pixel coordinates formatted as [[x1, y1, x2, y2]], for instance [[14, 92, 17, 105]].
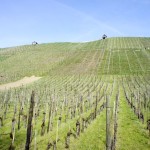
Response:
[[0, 0, 150, 48]]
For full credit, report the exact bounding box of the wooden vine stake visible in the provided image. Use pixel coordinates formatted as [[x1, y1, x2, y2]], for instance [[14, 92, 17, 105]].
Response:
[[0, 117, 3, 127], [25, 91, 35, 150], [47, 99, 52, 133], [106, 95, 111, 150], [56, 119, 59, 148], [9, 118, 16, 150]]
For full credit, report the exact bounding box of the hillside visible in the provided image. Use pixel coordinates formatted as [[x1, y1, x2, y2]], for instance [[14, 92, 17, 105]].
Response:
[[0, 37, 150, 84], [0, 37, 150, 150]]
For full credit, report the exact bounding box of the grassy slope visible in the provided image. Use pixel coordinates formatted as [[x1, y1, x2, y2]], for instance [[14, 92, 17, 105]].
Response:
[[116, 85, 150, 150], [0, 37, 150, 150]]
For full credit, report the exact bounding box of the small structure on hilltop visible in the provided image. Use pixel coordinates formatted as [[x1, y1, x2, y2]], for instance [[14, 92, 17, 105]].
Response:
[[102, 34, 107, 40], [32, 41, 38, 46]]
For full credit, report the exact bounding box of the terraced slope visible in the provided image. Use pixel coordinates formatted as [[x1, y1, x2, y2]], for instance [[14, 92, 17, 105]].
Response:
[[0, 37, 150, 150]]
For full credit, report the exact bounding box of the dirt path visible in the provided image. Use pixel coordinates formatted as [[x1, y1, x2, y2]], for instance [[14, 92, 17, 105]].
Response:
[[0, 76, 41, 91]]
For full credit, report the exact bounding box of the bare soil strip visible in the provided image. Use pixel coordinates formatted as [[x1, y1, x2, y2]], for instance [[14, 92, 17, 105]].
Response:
[[0, 76, 41, 90]]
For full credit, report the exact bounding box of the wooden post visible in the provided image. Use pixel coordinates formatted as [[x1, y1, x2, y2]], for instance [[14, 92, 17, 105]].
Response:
[[56, 120, 59, 146], [76, 120, 80, 136], [25, 91, 35, 150], [47, 98, 53, 132], [34, 104, 37, 150], [18, 107, 21, 130], [12, 118, 16, 144], [106, 95, 111, 150], [41, 112, 46, 136], [0, 117, 3, 127], [9, 118, 16, 150], [94, 95, 98, 119], [147, 119, 150, 137], [65, 133, 70, 148]]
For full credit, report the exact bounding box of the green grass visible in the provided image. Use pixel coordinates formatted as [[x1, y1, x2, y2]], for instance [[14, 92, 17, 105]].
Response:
[[116, 85, 150, 150]]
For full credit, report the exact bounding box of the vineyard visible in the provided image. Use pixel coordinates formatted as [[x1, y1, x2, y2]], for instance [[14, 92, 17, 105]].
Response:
[[0, 37, 150, 150]]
